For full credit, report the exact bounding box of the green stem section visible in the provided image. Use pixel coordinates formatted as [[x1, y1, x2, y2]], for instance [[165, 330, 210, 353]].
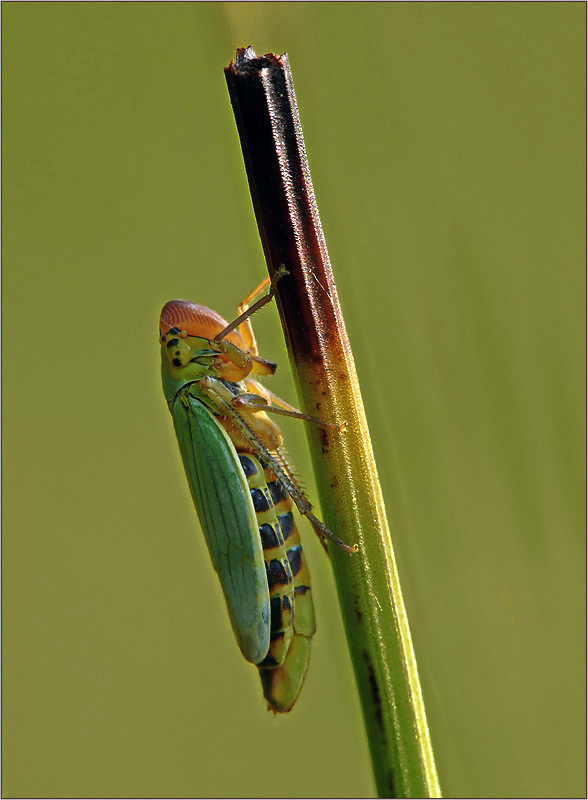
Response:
[[225, 47, 441, 798]]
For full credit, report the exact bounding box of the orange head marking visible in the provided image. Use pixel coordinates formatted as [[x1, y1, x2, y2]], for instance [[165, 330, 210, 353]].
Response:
[[159, 300, 246, 349]]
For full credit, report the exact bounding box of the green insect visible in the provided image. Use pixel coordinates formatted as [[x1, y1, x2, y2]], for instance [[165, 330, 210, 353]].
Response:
[[159, 269, 356, 713]]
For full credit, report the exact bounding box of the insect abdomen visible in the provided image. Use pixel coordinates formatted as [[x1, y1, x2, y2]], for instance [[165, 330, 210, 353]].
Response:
[[238, 453, 316, 713]]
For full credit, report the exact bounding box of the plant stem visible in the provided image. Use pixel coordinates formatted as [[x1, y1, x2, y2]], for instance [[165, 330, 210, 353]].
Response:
[[225, 47, 441, 799]]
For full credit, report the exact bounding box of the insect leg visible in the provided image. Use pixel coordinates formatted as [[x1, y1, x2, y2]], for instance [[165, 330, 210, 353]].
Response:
[[236, 277, 271, 356], [232, 392, 346, 432], [213, 265, 289, 349], [200, 376, 357, 554]]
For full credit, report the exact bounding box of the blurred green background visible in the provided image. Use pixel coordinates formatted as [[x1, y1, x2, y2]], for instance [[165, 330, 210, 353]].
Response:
[[3, 3, 584, 798]]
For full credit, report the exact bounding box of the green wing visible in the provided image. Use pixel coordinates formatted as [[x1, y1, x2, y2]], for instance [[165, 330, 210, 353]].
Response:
[[171, 391, 270, 665]]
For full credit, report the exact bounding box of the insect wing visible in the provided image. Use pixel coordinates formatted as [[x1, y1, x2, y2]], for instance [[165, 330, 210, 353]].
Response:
[[171, 393, 270, 665]]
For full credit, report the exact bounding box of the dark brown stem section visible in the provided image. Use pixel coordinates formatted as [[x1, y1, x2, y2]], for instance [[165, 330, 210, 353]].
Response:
[[224, 47, 343, 372], [225, 47, 441, 799]]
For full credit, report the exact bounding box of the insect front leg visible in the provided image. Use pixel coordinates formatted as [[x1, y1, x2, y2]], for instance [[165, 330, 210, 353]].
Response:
[[212, 266, 288, 377], [235, 276, 271, 357], [213, 337, 254, 374], [234, 264, 289, 355]]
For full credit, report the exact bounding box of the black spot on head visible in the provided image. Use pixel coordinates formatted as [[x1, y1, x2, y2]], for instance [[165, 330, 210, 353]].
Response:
[[278, 511, 294, 541], [172, 358, 182, 367], [166, 338, 180, 349], [238, 455, 257, 478], [287, 544, 303, 577], [266, 558, 290, 588], [251, 488, 271, 513], [169, 326, 180, 335], [259, 523, 281, 550], [268, 479, 288, 505]]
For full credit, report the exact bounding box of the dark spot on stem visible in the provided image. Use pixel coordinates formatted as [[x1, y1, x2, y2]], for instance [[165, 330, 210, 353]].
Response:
[[386, 770, 398, 797], [363, 650, 384, 732]]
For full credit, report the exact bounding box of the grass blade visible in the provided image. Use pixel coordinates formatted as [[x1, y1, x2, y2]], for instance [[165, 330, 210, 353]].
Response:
[[225, 47, 441, 798]]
